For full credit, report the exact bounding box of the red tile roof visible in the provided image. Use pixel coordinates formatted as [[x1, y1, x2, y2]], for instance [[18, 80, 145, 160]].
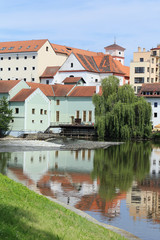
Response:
[[74, 53, 125, 75], [40, 66, 60, 78], [51, 43, 100, 56], [10, 88, 36, 102], [114, 60, 130, 78], [52, 84, 74, 96], [0, 80, 21, 93], [139, 83, 160, 97], [104, 43, 125, 51], [27, 82, 54, 97], [62, 77, 84, 84], [0, 39, 48, 53], [68, 86, 96, 97]]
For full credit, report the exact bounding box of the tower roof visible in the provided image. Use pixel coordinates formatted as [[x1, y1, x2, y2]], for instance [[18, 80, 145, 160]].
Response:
[[104, 43, 125, 51]]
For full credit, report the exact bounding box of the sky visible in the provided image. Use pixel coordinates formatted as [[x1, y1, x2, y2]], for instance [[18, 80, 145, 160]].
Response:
[[1, 0, 160, 66]]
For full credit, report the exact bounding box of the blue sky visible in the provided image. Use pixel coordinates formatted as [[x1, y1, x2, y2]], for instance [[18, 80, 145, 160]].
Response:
[[1, 0, 160, 65]]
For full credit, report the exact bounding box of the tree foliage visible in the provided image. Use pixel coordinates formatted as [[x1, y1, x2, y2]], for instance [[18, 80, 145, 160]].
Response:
[[93, 76, 152, 140], [0, 97, 13, 137]]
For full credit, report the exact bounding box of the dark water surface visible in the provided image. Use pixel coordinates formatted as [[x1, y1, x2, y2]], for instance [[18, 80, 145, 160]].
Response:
[[1, 141, 160, 240]]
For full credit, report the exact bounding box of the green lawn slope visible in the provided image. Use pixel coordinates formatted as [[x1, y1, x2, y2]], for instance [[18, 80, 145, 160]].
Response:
[[0, 174, 127, 240]]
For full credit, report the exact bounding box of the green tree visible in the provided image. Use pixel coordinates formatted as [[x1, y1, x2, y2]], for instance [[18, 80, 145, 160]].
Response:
[[93, 76, 152, 140], [0, 97, 13, 137]]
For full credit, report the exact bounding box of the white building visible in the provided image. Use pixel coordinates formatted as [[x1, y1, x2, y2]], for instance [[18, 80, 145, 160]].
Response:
[[45, 52, 129, 86], [0, 39, 66, 83], [139, 83, 160, 128], [104, 42, 125, 65]]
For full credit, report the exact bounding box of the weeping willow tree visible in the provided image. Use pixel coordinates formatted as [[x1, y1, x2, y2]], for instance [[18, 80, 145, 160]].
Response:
[[93, 76, 152, 140]]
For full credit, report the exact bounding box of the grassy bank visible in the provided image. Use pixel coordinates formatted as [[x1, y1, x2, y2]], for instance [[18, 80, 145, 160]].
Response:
[[0, 174, 127, 240]]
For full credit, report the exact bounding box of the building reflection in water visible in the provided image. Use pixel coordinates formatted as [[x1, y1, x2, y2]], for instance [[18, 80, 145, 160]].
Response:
[[1, 141, 160, 224]]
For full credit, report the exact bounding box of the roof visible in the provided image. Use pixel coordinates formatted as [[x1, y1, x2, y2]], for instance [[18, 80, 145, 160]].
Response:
[[62, 77, 85, 84], [51, 43, 99, 56], [40, 66, 60, 78], [114, 60, 130, 78], [138, 83, 160, 97], [104, 43, 125, 51], [0, 80, 21, 93], [52, 84, 74, 97], [74, 53, 125, 75], [0, 39, 48, 54], [10, 88, 36, 102], [27, 82, 54, 97], [68, 86, 96, 97]]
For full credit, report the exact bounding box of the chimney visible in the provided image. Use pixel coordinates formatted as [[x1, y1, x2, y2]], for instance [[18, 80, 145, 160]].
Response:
[[138, 47, 141, 52], [143, 48, 146, 52], [96, 85, 100, 94]]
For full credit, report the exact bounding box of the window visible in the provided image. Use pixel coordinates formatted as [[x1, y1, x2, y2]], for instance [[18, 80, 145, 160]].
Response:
[[15, 108, 19, 114], [16, 78, 18, 80], [119, 51, 121, 55], [0, 47, 6, 50], [154, 112, 157, 118], [40, 120, 43, 123], [8, 57, 11, 60], [11, 119, 14, 123], [40, 109, 43, 115], [26, 46, 30, 49], [32, 120, 34, 123], [1, 57, 3, 60], [24, 67, 27, 70], [134, 86, 136, 92], [56, 99, 60, 105], [16, 56, 19, 60], [18, 46, 22, 50], [16, 67, 18, 71], [140, 58, 144, 62], [70, 75, 74, 77], [8, 78, 10, 80], [153, 160, 156, 165], [82, 150, 85, 160], [75, 151, 79, 160], [135, 67, 145, 73], [151, 68, 154, 73], [89, 111, 92, 122], [0, 68, 3, 71], [147, 67, 149, 72], [76, 111, 80, 119], [32, 67, 35, 70], [56, 111, 59, 122], [44, 110, 47, 115], [32, 56, 35, 59], [8, 68, 11, 71], [24, 56, 27, 59], [32, 78, 35, 82], [46, 80, 49, 84], [32, 109, 35, 114], [154, 102, 158, 107], [83, 111, 86, 122], [152, 58, 154, 64], [153, 51, 157, 56], [147, 77, 149, 82], [24, 78, 26, 81], [71, 63, 73, 67], [151, 78, 154, 83], [55, 151, 59, 158], [88, 150, 91, 160], [134, 77, 144, 84], [95, 79, 98, 82], [46, 46, 48, 51], [137, 86, 142, 93], [8, 47, 14, 50]]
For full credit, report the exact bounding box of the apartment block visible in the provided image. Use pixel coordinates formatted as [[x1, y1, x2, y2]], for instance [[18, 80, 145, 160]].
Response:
[[130, 46, 160, 94]]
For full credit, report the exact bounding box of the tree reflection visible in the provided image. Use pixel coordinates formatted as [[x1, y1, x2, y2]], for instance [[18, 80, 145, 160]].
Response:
[[0, 153, 11, 175], [91, 142, 151, 200]]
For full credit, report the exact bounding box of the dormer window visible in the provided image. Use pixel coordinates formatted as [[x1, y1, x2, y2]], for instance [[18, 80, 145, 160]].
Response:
[[71, 63, 73, 68], [46, 46, 48, 51], [18, 46, 22, 50], [0, 47, 6, 50], [26, 46, 30, 49], [34, 45, 38, 49], [119, 52, 121, 55], [8, 47, 14, 50]]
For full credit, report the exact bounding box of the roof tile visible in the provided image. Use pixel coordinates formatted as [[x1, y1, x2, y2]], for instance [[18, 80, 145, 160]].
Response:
[[10, 88, 36, 102], [0, 80, 21, 93]]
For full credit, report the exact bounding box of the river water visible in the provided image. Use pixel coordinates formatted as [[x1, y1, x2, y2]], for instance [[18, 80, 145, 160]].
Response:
[[0, 141, 160, 240]]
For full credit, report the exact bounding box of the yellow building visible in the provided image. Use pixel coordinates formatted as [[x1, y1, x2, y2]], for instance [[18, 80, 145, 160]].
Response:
[[130, 46, 160, 94]]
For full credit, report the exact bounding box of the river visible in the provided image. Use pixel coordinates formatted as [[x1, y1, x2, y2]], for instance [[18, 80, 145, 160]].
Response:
[[0, 141, 160, 240]]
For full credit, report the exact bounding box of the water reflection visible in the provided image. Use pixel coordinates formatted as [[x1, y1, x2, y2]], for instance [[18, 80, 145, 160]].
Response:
[[91, 142, 151, 201], [1, 142, 160, 240]]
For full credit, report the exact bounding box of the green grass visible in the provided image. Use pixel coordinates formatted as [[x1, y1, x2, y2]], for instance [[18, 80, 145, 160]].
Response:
[[0, 174, 127, 240]]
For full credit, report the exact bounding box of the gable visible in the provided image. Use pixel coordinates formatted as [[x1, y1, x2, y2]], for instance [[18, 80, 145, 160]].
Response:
[[59, 53, 85, 72]]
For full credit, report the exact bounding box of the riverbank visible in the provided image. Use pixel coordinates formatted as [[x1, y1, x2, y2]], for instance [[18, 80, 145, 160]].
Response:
[[0, 174, 127, 240], [0, 137, 123, 152]]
